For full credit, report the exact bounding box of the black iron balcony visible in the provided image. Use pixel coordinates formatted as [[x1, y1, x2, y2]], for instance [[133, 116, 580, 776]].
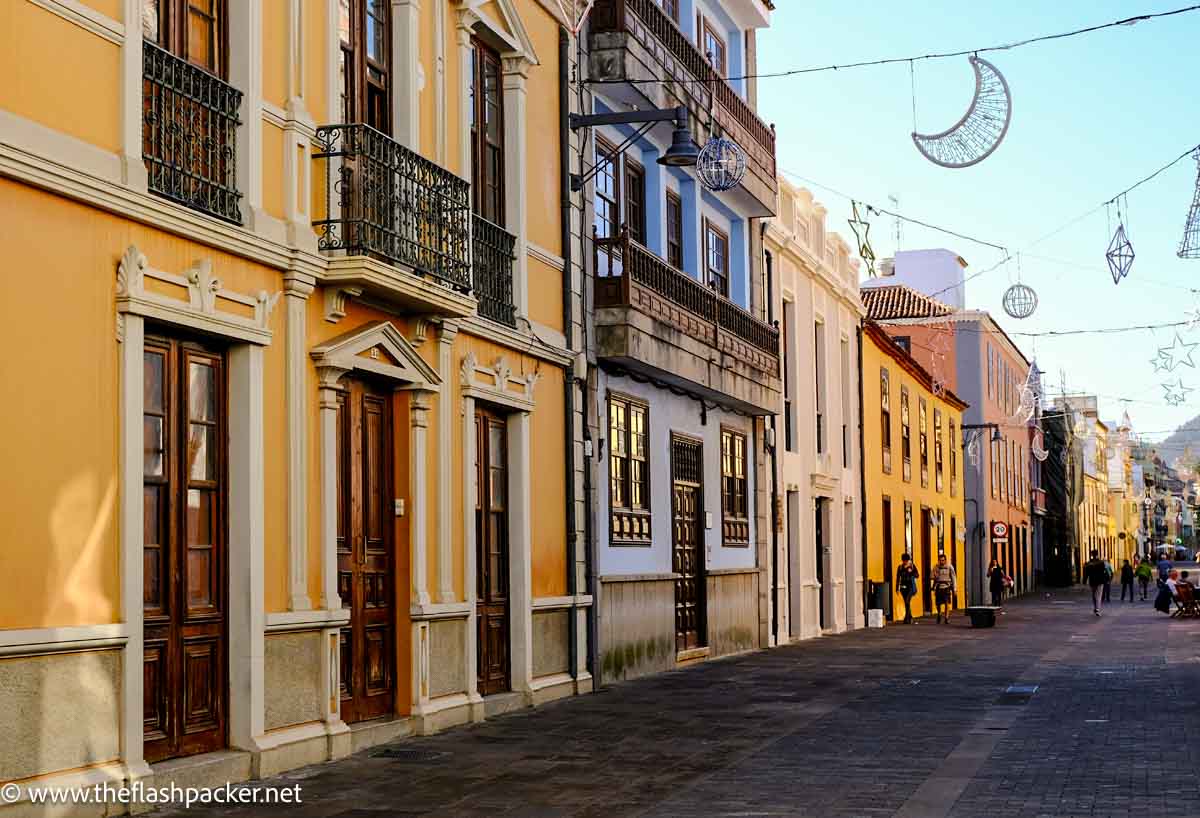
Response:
[[142, 41, 243, 224], [471, 214, 517, 327], [313, 123, 472, 292]]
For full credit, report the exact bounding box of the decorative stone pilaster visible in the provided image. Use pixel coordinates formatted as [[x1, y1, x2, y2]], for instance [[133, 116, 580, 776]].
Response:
[[392, 0, 422, 150], [502, 55, 531, 319], [409, 389, 434, 605], [286, 275, 315, 612], [316, 365, 349, 612], [437, 321, 460, 603]]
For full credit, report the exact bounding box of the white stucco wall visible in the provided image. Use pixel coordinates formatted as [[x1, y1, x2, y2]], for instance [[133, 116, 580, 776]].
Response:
[[596, 372, 758, 578]]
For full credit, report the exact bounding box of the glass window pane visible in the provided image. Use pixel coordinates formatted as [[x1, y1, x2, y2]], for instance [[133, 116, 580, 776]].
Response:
[[143, 0, 160, 40], [144, 351, 165, 413], [339, 0, 351, 45], [188, 362, 215, 421], [144, 416, 165, 476], [186, 488, 213, 545], [188, 423, 216, 480]]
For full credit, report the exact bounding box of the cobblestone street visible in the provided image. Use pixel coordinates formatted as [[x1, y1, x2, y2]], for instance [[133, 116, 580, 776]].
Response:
[[155, 589, 1200, 818]]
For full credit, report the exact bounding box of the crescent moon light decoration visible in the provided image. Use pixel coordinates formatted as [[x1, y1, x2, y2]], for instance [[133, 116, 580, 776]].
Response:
[[912, 56, 1012, 169]]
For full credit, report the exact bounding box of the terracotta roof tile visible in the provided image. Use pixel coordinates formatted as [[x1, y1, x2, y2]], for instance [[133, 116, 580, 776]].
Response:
[[862, 284, 954, 320]]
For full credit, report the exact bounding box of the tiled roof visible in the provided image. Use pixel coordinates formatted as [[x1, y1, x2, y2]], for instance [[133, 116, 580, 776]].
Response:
[[862, 284, 954, 320]]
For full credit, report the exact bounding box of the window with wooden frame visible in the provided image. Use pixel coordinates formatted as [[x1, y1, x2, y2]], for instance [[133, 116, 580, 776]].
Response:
[[624, 160, 646, 245], [949, 418, 958, 497], [900, 387, 911, 482], [609, 395, 650, 545], [990, 437, 999, 499], [337, 0, 391, 133], [986, 345, 994, 400], [470, 37, 505, 225], [880, 367, 892, 474], [594, 136, 618, 246], [721, 429, 749, 546], [701, 17, 727, 74], [666, 190, 683, 269], [893, 336, 911, 354], [144, 0, 229, 77], [919, 398, 929, 487], [653, 0, 679, 22], [934, 408, 944, 493], [704, 221, 730, 295]]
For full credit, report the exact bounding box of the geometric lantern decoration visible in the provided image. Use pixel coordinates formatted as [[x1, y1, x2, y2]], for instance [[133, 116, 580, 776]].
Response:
[[1106, 223, 1135, 284], [1180, 149, 1200, 259], [697, 136, 747, 192], [1002, 283, 1038, 319]]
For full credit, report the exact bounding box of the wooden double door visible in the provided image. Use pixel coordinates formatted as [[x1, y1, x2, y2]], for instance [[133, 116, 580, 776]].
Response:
[[672, 436, 706, 653], [336, 378, 396, 723], [142, 335, 228, 763], [475, 407, 511, 696]]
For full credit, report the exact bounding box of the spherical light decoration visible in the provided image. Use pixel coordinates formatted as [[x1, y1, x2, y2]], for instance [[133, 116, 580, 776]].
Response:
[[696, 136, 747, 192], [1002, 283, 1038, 319]]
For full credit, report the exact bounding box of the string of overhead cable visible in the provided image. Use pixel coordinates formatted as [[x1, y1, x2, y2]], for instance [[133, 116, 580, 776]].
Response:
[[587, 4, 1200, 87]]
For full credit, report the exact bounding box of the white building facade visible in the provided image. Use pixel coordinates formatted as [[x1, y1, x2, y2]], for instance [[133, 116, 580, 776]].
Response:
[[767, 180, 866, 640]]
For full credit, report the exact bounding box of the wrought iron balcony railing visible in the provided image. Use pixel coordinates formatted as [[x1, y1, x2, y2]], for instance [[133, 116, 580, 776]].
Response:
[[313, 123, 472, 292], [142, 41, 243, 224], [472, 214, 517, 327], [590, 0, 776, 167], [594, 228, 779, 361]]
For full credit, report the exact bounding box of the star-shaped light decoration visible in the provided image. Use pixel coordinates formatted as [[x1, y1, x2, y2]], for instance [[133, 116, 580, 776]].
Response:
[[1106, 223, 1135, 284], [1163, 379, 1193, 406], [1158, 333, 1199, 371], [847, 201, 877, 277]]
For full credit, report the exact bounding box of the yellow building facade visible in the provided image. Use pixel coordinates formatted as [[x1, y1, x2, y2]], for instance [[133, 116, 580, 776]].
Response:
[[0, 0, 590, 803], [862, 322, 968, 620]]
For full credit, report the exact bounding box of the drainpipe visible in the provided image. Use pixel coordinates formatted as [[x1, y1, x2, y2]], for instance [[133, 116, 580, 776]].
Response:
[[559, 27, 586, 684], [762, 226, 779, 645], [856, 325, 868, 621]]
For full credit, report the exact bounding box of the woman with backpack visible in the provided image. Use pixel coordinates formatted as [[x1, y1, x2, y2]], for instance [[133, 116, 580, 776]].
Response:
[[1134, 557, 1153, 600]]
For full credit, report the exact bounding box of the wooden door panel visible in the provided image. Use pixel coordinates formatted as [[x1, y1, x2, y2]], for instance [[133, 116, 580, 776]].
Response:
[[182, 636, 222, 733], [143, 640, 169, 742], [475, 410, 511, 696], [338, 378, 395, 723], [142, 335, 227, 762]]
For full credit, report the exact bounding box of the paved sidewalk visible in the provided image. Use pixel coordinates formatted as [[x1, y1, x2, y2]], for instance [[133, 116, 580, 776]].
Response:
[[153, 589, 1200, 818]]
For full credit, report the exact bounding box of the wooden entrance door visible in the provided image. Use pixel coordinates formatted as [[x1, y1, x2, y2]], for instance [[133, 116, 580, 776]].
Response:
[[920, 509, 933, 613], [336, 378, 395, 723], [672, 436, 706, 653], [142, 335, 228, 763], [814, 499, 826, 631], [475, 408, 510, 695]]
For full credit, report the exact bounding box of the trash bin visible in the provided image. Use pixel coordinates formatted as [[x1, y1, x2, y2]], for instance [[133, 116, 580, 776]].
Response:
[[869, 581, 891, 618], [966, 606, 998, 628]]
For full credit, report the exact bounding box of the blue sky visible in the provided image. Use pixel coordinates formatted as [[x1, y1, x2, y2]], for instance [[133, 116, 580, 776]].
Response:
[[759, 1, 1200, 442]]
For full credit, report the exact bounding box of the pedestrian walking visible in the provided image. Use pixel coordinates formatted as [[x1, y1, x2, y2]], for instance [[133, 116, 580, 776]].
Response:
[[987, 558, 1007, 607], [1135, 557, 1153, 600], [931, 554, 957, 624], [1157, 553, 1173, 588], [896, 554, 920, 624], [1102, 558, 1114, 602], [1119, 559, 1135, 602], [1083, 550, 1109, 616]]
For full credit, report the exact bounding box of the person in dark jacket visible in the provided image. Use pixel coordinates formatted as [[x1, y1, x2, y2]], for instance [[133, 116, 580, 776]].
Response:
[[896, 554, 920, 624], [987, 559, 1007, 607], [1083, 550, 1110, 616], [1119, 559, 1135, 602]]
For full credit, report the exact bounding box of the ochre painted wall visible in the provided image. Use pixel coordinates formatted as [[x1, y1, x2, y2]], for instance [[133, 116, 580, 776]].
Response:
[[863, 331, 967, 620], [0, 179, 286, 629], [262, 121, 286, 221], [0, 3, 120, 153], [262, 0, 289, 109]]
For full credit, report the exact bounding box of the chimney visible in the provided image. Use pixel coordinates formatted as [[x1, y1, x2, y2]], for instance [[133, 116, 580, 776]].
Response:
[[879, 257, 895, 277]]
